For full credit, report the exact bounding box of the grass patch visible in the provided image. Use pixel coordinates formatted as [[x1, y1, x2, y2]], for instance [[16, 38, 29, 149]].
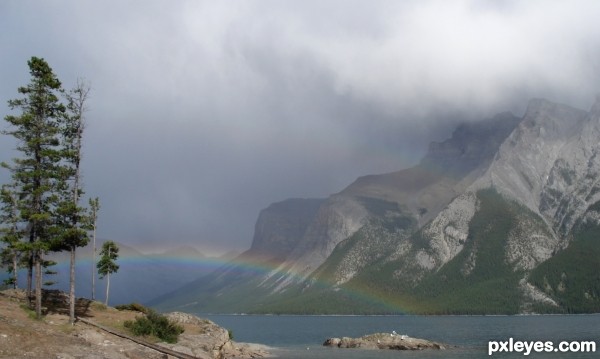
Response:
[[90, 301, 107, 311], [20, 304, 39, 320]]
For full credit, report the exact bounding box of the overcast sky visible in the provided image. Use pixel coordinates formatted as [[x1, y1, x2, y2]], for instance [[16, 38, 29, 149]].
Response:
[[1, 0, 599, 254]]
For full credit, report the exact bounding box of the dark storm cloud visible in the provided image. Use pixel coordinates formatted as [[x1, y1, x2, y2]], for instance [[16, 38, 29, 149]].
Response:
[[1, 0, 599, 253]]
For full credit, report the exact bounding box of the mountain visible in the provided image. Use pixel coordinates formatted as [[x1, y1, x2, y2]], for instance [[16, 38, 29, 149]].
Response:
[[151, 98, 600, 314]]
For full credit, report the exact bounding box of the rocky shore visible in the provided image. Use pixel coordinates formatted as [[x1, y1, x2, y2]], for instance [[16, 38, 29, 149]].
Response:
[[161, 312, 271, 358], [323, 332, 448, 351]]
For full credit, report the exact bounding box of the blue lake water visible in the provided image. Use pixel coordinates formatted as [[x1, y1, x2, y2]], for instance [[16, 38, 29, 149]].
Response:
[[204, 314, 600, 358]]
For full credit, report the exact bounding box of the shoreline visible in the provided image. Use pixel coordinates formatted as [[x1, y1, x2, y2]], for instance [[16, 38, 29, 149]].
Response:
[[199, 312, 600, 317]]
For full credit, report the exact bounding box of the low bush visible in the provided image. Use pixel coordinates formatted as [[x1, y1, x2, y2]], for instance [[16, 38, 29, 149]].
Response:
[[124, 309, 184, 343]]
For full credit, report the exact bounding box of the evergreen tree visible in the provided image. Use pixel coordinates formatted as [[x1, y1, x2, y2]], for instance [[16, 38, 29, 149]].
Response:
[[2, 58, 95, 321], [97, 241, 119, 306], [2, 57, 66, 318]]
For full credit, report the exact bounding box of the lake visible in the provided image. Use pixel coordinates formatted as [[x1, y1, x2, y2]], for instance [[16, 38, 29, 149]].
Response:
[[205, 314, 599, 358]]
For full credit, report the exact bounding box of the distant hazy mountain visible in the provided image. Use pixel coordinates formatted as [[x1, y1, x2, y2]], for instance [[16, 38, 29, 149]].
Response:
[[3, 241, 227, 306], [152, 98, 600, 314]]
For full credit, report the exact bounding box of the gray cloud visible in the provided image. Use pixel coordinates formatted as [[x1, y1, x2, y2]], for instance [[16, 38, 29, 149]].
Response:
[[1, 0, 599, 253]]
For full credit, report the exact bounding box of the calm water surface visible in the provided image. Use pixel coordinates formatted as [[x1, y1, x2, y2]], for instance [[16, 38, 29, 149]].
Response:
[[204, 314, 600, 358]]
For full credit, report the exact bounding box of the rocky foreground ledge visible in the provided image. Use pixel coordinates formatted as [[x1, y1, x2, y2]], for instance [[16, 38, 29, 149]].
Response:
[[0, 289, 270, 359], [323, 332, 448, 351]]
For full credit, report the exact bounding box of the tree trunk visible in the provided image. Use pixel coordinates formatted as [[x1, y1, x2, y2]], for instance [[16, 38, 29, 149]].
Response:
[[26, 251, 33, 303], [105, 272, 110, 306], [12, 253, 17, 290], [35, 251, 42, 319], [69, 246, 76, 324], [91, 225, 96, 301]]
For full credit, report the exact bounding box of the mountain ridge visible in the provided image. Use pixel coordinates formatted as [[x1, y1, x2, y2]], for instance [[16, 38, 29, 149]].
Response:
[[151, 98, 600, 314]]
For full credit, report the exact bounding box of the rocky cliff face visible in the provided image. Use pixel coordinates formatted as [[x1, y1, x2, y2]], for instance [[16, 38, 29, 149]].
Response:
[[398, 100, 598, 272], [247, 198, 324, 262], [538, 100, 600, 235], [477, 99, 588, 214], [152, 98, 600, 314], [369, 98, 600, 313], [259, 111, 521, 289]]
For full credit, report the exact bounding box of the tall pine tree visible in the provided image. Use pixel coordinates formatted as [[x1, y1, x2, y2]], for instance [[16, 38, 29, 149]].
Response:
[[2, 57, 66, 318], [2, 57, 94, 320]]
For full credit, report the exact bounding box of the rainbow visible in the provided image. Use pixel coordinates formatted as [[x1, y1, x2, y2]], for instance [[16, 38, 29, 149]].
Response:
[[54, 231, 426, 313], [5, 244, 418, 313], [180, 253, 416, 314]]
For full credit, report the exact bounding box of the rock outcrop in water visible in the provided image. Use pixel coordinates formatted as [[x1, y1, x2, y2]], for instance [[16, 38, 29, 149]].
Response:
[[323, 333, 447, 350]]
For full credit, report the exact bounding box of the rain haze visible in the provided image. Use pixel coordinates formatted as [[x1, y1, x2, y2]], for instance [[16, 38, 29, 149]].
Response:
[[1, 0, 599, 255]]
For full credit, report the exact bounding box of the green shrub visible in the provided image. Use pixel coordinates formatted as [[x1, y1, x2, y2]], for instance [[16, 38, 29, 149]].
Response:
[[124, 309, 184, 343]]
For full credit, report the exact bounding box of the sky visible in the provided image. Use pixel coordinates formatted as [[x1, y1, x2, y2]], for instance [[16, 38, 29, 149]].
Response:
[[1, 0, 599, 254]]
